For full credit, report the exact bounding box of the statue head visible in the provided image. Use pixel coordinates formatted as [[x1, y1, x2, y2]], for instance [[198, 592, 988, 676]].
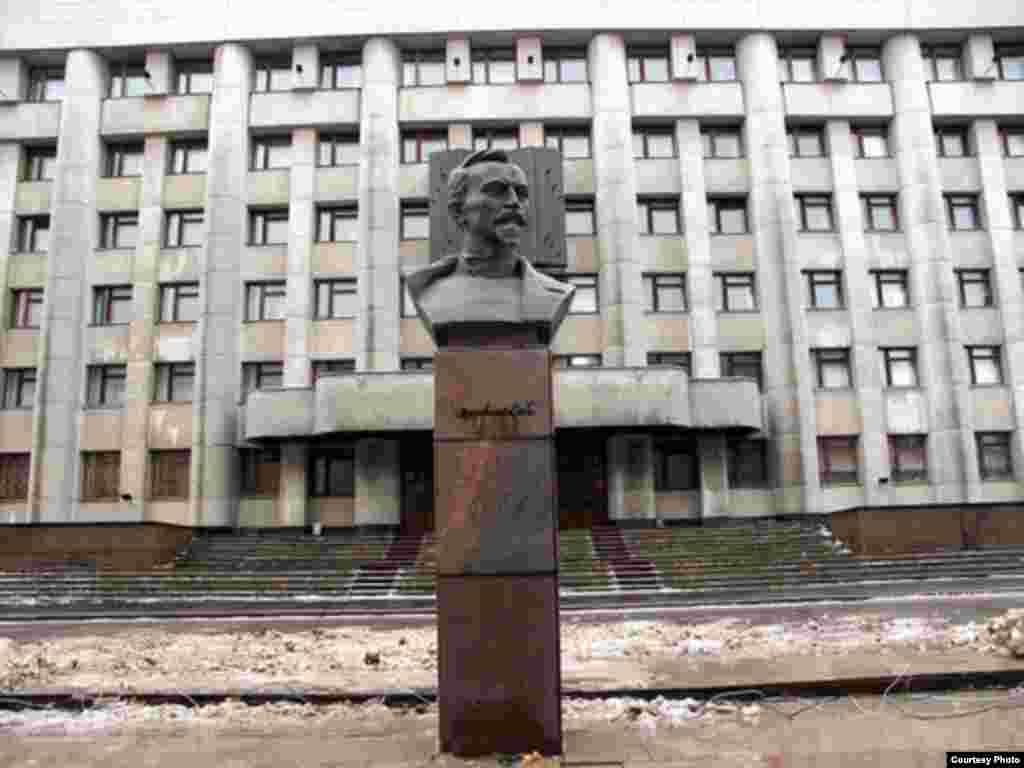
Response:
[[447, 149, 530, 251]]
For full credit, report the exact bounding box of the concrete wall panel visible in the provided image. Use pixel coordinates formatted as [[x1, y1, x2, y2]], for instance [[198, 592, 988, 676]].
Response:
[[399, 84, 590, 122], [631, 83, 744, 118], [565, 237, 599, 273], [1, 330, 39, 366], [162, 174, 206, 208], [929, 81, 1024, 117], [0, 412, 33, 451], [634, 159, 680, 196], [312, 497, 354, 528], [243, 246, 288, 276], [399, 317, 435, 357], [95, 176, 142, 211], [148, 404, 194, 449], [8, 254, 47, 286], [938, 157, 981, 192], [716, 315, 765, 349], [704, 159, 750, 195], [789, 158, 832, 191], [79, 412, 124, 451], [709, 235, 756, 270], [854, 158, 901, 192], [315, 167, 359, 201], [153, 324, 197, 360], [815, 392, 862, 434], [782, 83, 893, 118], [972, 388, 1015, 431], [639, 237, 688, 271], [884, 389, 930, 433], [249, 90, 359, 128], [247, 170, 290, 206], [312, 242, 356, 274], [241, 321, 285, 358], [14, 181, 52, 214], [958, 308, 1003, 344], [396, 165, 428, 198], [100, 95, 210, 136], [309, 319, 355, 356], [0, 103, 61, 141], [655, 492, 698, 521], [550, 315, 602, 356]]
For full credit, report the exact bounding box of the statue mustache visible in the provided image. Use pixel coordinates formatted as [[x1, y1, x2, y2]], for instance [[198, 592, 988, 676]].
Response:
[[494, 211, 527, 226]]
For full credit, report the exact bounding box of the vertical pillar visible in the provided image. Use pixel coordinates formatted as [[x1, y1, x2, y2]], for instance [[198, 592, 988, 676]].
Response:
[[606, 433, 655, 522], [356, 38, 401, 372], [698, 434, 726, 519], [827, 120, 886, 504], [737, 33, 817, 515], [195, 43, 252, 527], [354, 438, 400, 526], [588, 34, 645, 367], [0, 144, 21, 521], [884, 35, 972, 502], [34, 49, 107, 522]]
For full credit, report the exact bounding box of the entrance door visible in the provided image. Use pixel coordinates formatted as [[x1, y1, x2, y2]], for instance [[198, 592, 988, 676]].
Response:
[[401, 437, 434, 535], [557, 434, 608, 529]]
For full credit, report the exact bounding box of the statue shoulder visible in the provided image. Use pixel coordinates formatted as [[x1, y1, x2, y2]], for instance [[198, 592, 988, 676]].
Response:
[[404, 255, 459, 297], [525, 262, 575, 296]]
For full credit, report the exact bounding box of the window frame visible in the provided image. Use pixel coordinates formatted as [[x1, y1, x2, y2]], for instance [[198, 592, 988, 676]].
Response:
[[314, 278, 358, 320], [319, 54, 362, 90], [632, 126, 677, 159], [472, 127, 520, 152], [643, 272, 687, 314], [695, 48, 738, 82], [924, 46, 963, 82], [250, 135, 292, 171], [778, 47, 818, 83], [848, 48, 884, 82], [851, 125, 889, 159], [542, 49, 588, 83], [92, 285, 133, 326], [544, 126, 592, 159], [795, 194, 835, 232], [164, 209, 205, 248], [22, 145, 57, 181], [152, 362, 195, 403], [401, 50, 446, 87], [0, 453, 30, 501], [818, 435, 860, 485], [248, 208, 289, 245], [946, 194, 982, 230], [99, 212, 139, 249], [935, 125, 970, 157], [805, 270, 845, 309], [245, 281, 287, 322], [312, 359, 356, 382], [316, 205, 359, 243], [707, 196, 749, 235], [10, 288, 44, 329], [996, 46, 1024, 81], [956, 268, 994, 308], [80, 451, 121, 501], [158, 283, 200, 324], [968, 345, 1003, 387], [564, 198, 596, 236], [149, 449, 191, 500], [1012, 193, 1024, 230], [175, 60, 213, 94], [108, 62, 148, 98], [471, 48, 517, 85], [400, 201, 430, 240], [565, 274, 599, 315], [400, 129, 449, 164], [861, 194, 900, 232], [977, 432, 1014, 480], [2, 367, 37, 410], [85, 364, 127, 409], [727, 437, 770, 488], [400, 357, 435, 371], [253, 58, 292, 92], [104, 142, 144, 178], [813, 347, 853, 390], [626, 48, 670, 83], [317, 133, 360, 167], [889, 434, 928, 483], [871, 269, 910, 309], [715, 271, 758, 312], [637, 197, 682, 235], [240, 445, 282, 497], [242, 361, 284, 396], [654, 438, 699, 492], [168, 141, 208, 175], [721, 351, 763, 391], [27, 68, 64, 102], [882, 347, 919, 389], [15, 215, 50, 253], [1003, 128, 1024, 158], [701, 127, 743, 159], [309, 443, 355, 497], [788, 126, 826, 158], [646, 352, 691, 375]]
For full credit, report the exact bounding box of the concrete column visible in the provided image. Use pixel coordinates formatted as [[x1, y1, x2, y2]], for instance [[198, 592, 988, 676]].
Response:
[[143, 51, 174, 96], [516, 37, 543, 82], [827, 120, 887, 505], [446, 37, 471, 84], [195, 43, 252, 527], [737, 33, 817, 515], [818, 35, 849, 82], [34, 49, 107, 522], [697, 434, 726, 519], [588, 34, 646, 367], [355, 38, 401, 372], [964, 34, 996, 81], [884, 35, 973, 502], [0, 144, 21, 521], [279, 442, 308, 527], [676, 119, 717, 378], [606, 434, 655, 522], [292, 44, 319, 91], [974, 119, 1024, 478], [354, 438, 400, 526], [670, 34, 698, 81]]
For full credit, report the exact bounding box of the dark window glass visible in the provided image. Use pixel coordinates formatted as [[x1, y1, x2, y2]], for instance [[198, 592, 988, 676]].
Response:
[[647, 352, 690, 375], [310, 444, 355, 496], [715, 272, 757, 312], [159, 283, 200, 323], [643, 273, 687, 313], [22, 145, 57, 181], [92, 285, 133, 325], [312, 359, 356, 382], [2, 368, 36, 409], [0, 454, 30, 500], [819, 436, 859, 484], [241, 446, 281, 496], [153, 362, 195, 402], [149, 450, 190, 499], [15, 216, 50, 253], [81, 452, 120, 500], [707, 197, 748, 234], [654, 439, 697, 491], [721, 351, 763, 390], [977, 432, 1013, 479], [314, 279, 357, 320], [400, 358, 434, 371], [245, 282, 286, 321], [10, 288, 44, 329], [889, 434, 928, 482], [727, 438, 769, 487], [86, 365, 127, 408]]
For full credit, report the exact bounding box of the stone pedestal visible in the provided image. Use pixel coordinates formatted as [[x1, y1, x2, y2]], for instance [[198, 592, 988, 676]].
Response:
[[434, 334, 562, 756]]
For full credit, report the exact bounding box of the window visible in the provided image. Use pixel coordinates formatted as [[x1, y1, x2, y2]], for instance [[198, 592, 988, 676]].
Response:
[[946, 194, 981, 230], [92, 285, 132, 325], [319, 54, 362, 89], [813, 348, 852, 389], [545, 126, 591, 159], [695, 48, 737, 82], [1004, 128, 1024, 157], [924, 46, 963, 82], [862, 194, 899, 232], [707, 197, 748, 234], [400, 358, 434, 371], [788, 126, 826, 157], [851, 126, 888, 158], [848, 48, 883, 82], [176, 61, 213, 94], [647, 352, 691, 374], [472, 49, 516, 84], [22, 145, 56, 181], [169, 141, 208, 174], [105, 143, 144, 177], [1013, 194, 1024, 230], [935, 126, 969, 157], [242, 362, 284, 396], [554, 354, 602, 369], [627, 48, 669, 83], [317, 205, 358, 242], [153, 362, 194, 403], [15, 216, 49, 253], [778, 47, 817, 82], [996, 46, 1024, 81], [968, 346, 1003, 386], [882, 347, 918, 388], [159, 283, 199, 323], [248, 208, 289, 245], [957, 269, 993, 307], [565, 199, 596, 235], [2, 368, 36, 409], [632, 127, 676, 159], [401, 279, 417, 318], [721, 351, 763, 390], [254, 59, 291, 92], [795, 195, 834, 232], [27, 68, 64, 102], [566, 274, 598, 314], [872, 269, 910, 308], [108, 63, 147, 98], [86, 365, 127, 408], [727, 438, 769, 488], [318, 133, 359, 167], [654, 439, 698, 491], [99, 212, 139, 249], [310, 444, 355, 497], [819, 436, 859, 484], [889, 434, 928, 482], [245, 282, 286, 321], [315, 279, 357, 320], [978, 432, 1013, 480], [149, 450, 190, 499], [241, 446, 281, 497], [402, 50, 446, 87], [401, 201, 429, 240], [473, 127, 519, 152], [401, 130, 448, 164], [643, 273, 687, 313], [10, 288, 43, 329], [312, 359, 355, 381], [637, 198, 681, 234], [543, 49, 588, 83], [251, 136, 291, 170], [164, 210, 204, 248], [701, 127, 742, 159], [715, 272, 757, 312], [0, 454, 30, 500], [80, 452, 120, 500], [806, 270, 844, 309]]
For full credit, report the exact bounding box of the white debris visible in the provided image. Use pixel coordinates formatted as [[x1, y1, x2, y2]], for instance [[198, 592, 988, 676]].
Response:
[[589, 639, 627, 658], [682, 638, 723, 656], [986, 609, 1024, 657]]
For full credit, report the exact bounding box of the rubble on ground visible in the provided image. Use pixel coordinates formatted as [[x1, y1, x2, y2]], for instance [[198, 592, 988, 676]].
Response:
[[985, 609, 1024, 657]]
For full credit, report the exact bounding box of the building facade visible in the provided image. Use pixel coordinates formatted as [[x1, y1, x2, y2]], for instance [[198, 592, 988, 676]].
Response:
[[1, 2, 1023, 532]]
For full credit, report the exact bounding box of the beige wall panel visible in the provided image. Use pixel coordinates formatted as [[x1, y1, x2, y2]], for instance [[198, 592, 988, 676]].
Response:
[[938, 157, 980, 192], [90, 249, 133, 282], [153, 324, 198, 361], [782, 82, 893, 118], [959, 308, 1003, 344], [249, 90, 359, 128], [815, 392, 863, 435], [565, 237, 599, 273], [238, 498, 280, 527], [242, 321, 286, 359], [871, 309, 918, 344], [710, 235, 756, 270], [716, 315, 766, 349], [87, 325, 130, 363], [972, 388, 1015, 431], [977, 481, 1024, 502], [563, 159, 594, 196], [312, 242, 357, 274], [789, 157, 832, 191], [146, 500, 191, 526], [77, 502, 140, 523], [100, 94, 209, 135], [312, 497, 354, 528], [0, 102, 60, 141], [645, 316, 690, 351], [820, 485, 865, 512], [854, 158, 900, 191], [96, 176, 142, 211], [721, 490, 775, 518], [400, 317, 435, 357], [704, 158, 750, 194], [880, 484, 933, 507], [397, 165, 428, 198], [796, 234, 843, 268], [162, 174, 207, 209], [884, 389, 930, 433], [399, 240, 430, 269], [930, 81, 1024, 117], [399, 83, 591, 122], [247, 170, 290, 206], [635, 159, 680, 195], [655, 492, 699, 520], [79, 412, 124, 451], [7, 253, 47, 286], [639, 236, 688, 271], [0, 412, 33, 451], [243, 246, 288, 275], [631, 82, 744, 118], [148, 404, 194, 449], [14, 181, 51, 214], [949, 231, 993, 266], [158, 248, 201, 280], [310, 319, 355, 357], [316, 167, 359, 201], [1, 330, 39, 366], [551, 315, 602, 355]]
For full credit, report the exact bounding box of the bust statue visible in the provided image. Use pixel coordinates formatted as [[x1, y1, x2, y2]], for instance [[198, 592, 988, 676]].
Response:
[[404, 149, 575, 346]]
